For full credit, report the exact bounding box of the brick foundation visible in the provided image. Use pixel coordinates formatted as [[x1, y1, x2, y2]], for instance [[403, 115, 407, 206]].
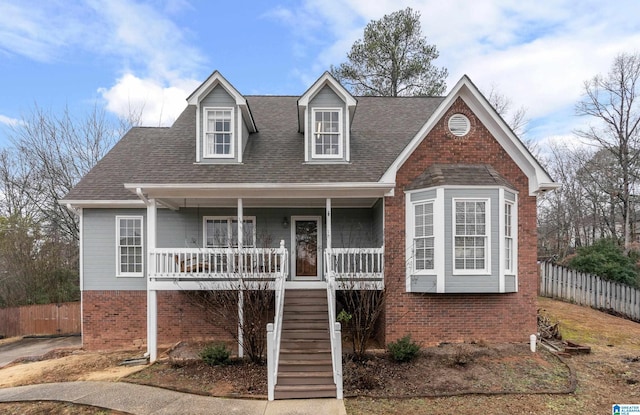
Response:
[[82, 290, 234, 351], [383, 97, 538, 345]]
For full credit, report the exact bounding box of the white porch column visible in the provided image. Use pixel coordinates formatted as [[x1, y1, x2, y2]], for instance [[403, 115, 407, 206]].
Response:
[[146, 198, 158, 362], [326, 198, 332, 279], [237, 198, 244, 359]]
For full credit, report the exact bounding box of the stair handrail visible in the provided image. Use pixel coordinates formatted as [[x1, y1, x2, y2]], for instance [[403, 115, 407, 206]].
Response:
[[325, 248, 344, 399], [267, 240, 287, 401]]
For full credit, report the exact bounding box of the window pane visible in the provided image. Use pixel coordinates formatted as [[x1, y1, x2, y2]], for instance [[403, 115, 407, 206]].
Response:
[[118, 218, 143, 275], [454, 202, 487, 271]]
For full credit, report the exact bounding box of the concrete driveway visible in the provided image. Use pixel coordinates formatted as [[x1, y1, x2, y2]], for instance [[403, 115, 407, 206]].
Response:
[[0, 336, 81, 368]]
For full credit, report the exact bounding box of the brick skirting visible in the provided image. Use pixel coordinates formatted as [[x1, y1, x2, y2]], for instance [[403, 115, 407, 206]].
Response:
[[82, 290, 233, 350]]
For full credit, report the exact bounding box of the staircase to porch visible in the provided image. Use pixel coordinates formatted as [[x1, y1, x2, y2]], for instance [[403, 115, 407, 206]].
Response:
[[274, 289, 337, 399]]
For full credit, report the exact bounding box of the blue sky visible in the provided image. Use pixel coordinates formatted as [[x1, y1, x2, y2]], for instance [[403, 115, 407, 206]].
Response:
[[1, 0, 640, 150]]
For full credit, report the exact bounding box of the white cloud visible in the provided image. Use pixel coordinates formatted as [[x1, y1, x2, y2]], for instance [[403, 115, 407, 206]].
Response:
[[270, 0, 640, 151], [98, 73, 199, 126], [0, 0, 206, 126], [0, 114, 21, 127]]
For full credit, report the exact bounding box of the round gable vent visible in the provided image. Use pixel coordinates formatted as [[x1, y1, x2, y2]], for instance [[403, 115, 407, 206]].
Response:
[[448, 114, 471, 137]]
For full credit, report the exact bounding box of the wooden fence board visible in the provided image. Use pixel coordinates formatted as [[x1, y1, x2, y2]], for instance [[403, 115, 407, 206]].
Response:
[[540, 262, 640, 321], [0, 302, 80, 337]]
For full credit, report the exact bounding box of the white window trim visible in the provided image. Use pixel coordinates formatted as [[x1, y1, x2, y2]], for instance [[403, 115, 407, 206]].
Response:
[[405, 188, 445, 292], [203, 107, 235, 159], [115, 215, 144, 278], [411, 200, 436, 274], [202, 216, 256, 248], [504, 200, 515, 275], [311, 108, 343, 159], [452, 198, 491, 275]]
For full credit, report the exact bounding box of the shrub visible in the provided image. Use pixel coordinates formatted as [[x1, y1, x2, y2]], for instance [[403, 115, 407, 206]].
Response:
[[199, 342, 231, 366], [567, 238, 639, 286], [449, 343, 474, 367], [387, 334, 421, 362]]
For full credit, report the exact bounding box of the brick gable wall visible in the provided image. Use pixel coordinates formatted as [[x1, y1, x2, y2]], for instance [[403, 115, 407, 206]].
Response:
[[383, 97, 538, 345], [82, 291, 234, 350]]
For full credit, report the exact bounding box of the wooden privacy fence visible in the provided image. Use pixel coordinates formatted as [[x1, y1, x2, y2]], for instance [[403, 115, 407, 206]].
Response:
[[0, 302, 80, 338], [539, 262, 640, 321]]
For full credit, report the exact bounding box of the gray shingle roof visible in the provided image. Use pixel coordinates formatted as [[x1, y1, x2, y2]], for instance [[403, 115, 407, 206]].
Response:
[[405, 164, 516, 191], [64, 96, 444, 201]]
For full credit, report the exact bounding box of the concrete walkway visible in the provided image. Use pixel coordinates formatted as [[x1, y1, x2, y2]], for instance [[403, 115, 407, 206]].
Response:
[[0, 381, 348, 415]]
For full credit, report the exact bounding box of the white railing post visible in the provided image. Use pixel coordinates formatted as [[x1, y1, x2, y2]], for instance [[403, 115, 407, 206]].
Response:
[[267, 322, 274, 401], [334, 321, 343, 399], [326, 254, 343, 399]]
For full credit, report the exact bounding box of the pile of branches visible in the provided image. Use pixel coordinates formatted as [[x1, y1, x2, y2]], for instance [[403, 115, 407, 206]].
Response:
[[537, 309, 561, 340]]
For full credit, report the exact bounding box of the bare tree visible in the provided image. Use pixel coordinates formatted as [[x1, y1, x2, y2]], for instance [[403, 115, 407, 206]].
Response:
[[575, 52, 640, 251], [485, 85, 529, 138], [182, 281, 274, 364], [5, 103, 135, 241]]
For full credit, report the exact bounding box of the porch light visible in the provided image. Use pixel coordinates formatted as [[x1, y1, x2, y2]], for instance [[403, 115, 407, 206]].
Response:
[[282, 217, 289, 228]]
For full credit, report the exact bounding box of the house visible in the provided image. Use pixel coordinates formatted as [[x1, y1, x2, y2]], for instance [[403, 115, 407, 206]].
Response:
[[61, 70, 556, 399]]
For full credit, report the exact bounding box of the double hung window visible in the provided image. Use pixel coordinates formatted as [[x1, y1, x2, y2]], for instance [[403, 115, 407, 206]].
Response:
[[504, 202, 514, 272], [204, 217, 256, 248], [204, 108, 233, 157], [413, 202, 435, 271], [312, 109, 341, 157], [116, 216, 143, 277], [454, 200, 488, 272]]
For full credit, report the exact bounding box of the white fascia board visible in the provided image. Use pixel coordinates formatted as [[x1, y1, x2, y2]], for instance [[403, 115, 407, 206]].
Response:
[[124, 182, 394, 199], [380, 75, 556, 196], [59, 199, 146, 209]]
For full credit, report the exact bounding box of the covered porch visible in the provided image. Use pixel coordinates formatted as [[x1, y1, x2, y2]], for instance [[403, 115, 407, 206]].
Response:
[[134, 182, 391, 367]]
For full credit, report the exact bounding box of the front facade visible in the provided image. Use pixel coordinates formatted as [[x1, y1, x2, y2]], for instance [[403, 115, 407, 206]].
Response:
[[62, 70, 555, 397]]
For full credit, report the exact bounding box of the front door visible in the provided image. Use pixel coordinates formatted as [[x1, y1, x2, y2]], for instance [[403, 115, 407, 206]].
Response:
[[291, 216, 322, 280]]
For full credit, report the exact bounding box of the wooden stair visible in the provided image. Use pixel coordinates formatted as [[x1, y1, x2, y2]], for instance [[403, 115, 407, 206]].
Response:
[[274, 289, 336, 399]]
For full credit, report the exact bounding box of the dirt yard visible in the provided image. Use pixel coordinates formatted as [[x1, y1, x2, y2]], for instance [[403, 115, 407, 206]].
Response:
[[1, 297, 640, 414]]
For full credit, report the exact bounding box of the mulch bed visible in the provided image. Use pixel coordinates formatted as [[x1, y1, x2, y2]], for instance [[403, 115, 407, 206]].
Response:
[[124, 341, 573, 399]]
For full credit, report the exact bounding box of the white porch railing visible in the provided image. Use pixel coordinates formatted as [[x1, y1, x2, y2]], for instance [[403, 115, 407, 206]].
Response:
[[267, 241, 288, 401], [325, 247, 384, 289], [326, 269, 343, 399], [149, 247, 286, 279]]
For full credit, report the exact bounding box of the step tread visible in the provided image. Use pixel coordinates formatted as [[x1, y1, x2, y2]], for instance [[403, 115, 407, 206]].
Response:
[[275, 384, 336, 391]]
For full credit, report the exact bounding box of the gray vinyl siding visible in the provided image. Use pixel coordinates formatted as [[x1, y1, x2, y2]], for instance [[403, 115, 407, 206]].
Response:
[[410, 189, 437, 202], [505, 190, 516, 202], [82, 206, 379, 290], [308, 85, 347, 162], [155, 207, 378, 250], [332, 208, 377, 248], [444, 188, 500, 293], [372, 199, 384, 247], [505, 275, 516, 292], [200, 85, 239, 163], [410, 275, 437, 293], [83, 209, 147, 291], [241, 118, 250, 156]]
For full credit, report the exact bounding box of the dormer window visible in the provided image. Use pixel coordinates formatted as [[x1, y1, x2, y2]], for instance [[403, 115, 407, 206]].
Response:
[[313, 109, 342, 158], [204, 107, 234, 158]]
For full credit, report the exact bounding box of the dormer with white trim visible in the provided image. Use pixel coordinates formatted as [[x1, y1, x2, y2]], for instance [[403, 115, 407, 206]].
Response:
[[298, 72, 357, 163], [187, 71, 257, 163]]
